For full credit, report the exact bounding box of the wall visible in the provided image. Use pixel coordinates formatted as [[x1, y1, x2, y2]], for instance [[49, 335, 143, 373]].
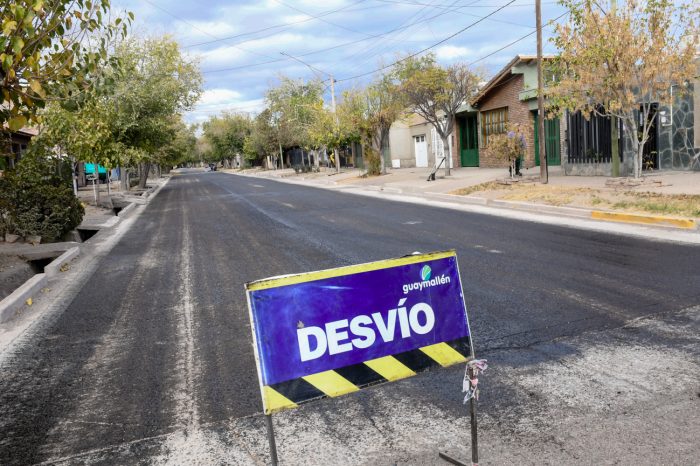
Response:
[[388, 119, 413, 168], [477, 74, 536, 168], [658, 82, 700, 171]]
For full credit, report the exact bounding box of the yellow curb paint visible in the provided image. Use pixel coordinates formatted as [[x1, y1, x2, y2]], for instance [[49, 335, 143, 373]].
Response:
[[419, 342, 468, 367], [591, 211, 697, 229], [263, 386, 297, 414], [364, 356, 416, 381], [303, 371, 359, 397]]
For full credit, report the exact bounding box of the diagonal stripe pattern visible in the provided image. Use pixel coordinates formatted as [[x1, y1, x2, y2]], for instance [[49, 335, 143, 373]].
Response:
[[264, 336, 471, 414]]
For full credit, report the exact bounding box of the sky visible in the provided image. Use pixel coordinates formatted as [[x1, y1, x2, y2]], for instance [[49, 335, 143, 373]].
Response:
[[110, 0, 570, 125]]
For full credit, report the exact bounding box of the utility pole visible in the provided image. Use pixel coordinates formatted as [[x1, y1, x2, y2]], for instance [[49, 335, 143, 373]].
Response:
[[536, 0, 548, 184], [330, 75, 341, 173]]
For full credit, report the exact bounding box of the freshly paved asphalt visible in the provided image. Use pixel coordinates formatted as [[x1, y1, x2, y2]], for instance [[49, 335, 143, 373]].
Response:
[[1, 171, 699, 464]]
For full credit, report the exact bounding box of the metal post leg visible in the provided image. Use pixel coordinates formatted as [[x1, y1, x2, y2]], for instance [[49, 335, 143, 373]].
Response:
[[470, 394, 478, 465], [265, 414, 279, 466]]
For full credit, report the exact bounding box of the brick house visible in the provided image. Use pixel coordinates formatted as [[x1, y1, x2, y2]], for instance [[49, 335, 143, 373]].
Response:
[[464, 55, 564, 170]]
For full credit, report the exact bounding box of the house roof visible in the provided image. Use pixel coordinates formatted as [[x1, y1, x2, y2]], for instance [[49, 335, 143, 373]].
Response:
[[471, 54, 555, 106]]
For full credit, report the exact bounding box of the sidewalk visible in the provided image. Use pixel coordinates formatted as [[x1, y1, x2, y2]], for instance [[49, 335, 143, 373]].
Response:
[[228, 166, 700, 232]]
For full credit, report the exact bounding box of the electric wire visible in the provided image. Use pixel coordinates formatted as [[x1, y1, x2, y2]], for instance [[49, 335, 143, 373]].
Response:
[[335, 0, 520, 82]]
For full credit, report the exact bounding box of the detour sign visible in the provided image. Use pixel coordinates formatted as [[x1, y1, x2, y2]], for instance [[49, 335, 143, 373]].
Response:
[[245, 250, 473, 415]]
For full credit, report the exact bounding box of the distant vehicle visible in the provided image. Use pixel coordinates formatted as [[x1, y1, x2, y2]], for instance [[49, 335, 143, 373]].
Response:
[[209, 163, 217, 171]]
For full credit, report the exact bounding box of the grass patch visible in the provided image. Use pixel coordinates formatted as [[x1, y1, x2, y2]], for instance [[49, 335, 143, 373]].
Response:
[[450, 181, 505, 196], [450, 182, 700, 218]]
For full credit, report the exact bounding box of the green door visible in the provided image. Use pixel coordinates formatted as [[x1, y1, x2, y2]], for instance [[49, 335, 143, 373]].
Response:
[[460, 114, 479, 167], [534, 114, 561, 166]]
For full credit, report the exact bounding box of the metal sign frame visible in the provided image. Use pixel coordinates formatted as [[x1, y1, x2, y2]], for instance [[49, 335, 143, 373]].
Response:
[[244, 251, 479, 464]]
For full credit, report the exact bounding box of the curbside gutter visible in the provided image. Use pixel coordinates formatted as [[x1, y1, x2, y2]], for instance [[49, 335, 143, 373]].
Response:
[[0, 247, 80, 322], [44, 247, 80, 278], [0, 177, 170, 325], [0, 274, 47, 323]]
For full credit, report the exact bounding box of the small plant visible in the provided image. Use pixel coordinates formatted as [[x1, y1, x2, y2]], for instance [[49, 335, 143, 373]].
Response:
[[488, 124, 526, 179], [364, 146, 381, 176]]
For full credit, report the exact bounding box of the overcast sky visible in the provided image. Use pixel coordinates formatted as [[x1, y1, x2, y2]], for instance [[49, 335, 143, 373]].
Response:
[[110, 0, 569, 125]]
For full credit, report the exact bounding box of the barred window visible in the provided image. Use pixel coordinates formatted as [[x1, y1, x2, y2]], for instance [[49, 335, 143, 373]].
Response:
[[481, 107, 508, 145]]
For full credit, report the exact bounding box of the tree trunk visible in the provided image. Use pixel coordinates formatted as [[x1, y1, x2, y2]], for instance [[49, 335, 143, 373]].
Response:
[[334, 148, 341, 173], [138, 162, 151, 189], [93, 160, 100, 206], [611, 116, 620, 177], [441, 135, 451, 177]]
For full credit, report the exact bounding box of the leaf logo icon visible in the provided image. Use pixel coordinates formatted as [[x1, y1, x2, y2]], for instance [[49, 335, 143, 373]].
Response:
[[420, 265, 432, 281]]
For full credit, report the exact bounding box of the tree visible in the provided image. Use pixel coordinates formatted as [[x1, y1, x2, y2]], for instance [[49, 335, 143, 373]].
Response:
[[394, 54, 481, 176], [338, 73, 404, 176], [243, 109, 280, 167], [153, 118, 197, 169], [1, 0, 131, 131], [111, 36, 202, 188], [549, 0, 699, 179], [307, 100, 358, 168], [266, 77, 324, 166], [201, 113, 252, 167]]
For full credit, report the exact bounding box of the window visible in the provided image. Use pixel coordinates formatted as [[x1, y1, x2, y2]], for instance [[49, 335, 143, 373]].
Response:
[[481, 107, 508, 145]]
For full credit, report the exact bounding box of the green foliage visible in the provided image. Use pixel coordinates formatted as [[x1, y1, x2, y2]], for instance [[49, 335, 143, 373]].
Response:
[[201, 113, 252, 163], [266, 77, 324, 149], [36, 34, 202, 187], [242, 109, 279, 163], [0, 151, 83, 241], [1, 0, 132, 130], [364, 147, 381, 176]]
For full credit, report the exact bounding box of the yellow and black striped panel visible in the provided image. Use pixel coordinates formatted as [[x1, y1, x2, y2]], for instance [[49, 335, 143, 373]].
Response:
[[263, 336, 472, 414]]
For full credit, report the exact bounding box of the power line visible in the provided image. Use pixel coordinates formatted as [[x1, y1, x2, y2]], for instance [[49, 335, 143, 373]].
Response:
[[338, 0, 467, 73], [374, 0, 559, 6], [336, 0, 520, 82], [141, 0, 277, 61], [182, 0, 369, 49], [200, 0, 482, 75], [467, 10, 568, 66]]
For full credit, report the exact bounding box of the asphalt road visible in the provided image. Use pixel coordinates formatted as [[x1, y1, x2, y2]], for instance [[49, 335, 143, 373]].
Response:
[[1, 171, 699, 465]]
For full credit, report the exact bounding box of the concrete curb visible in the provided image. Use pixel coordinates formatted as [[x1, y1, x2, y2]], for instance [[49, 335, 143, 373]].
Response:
[[44, 247, 80, 278], [117, 202, 137, 217], [0, 273, 47, 323], [590, 211, 698, 229]]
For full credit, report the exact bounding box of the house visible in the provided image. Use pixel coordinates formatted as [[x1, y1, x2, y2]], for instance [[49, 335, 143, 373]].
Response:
[[562, 60, 699, 175], [388, 113, 455, 169], [467, 54, 563, 170], [1, 127, 38, 172]]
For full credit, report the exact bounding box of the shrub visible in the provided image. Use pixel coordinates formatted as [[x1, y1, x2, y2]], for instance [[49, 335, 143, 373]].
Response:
[[364, 146, 381, 176], [488, 124, 527, 178], [0, 151, 84, 242]]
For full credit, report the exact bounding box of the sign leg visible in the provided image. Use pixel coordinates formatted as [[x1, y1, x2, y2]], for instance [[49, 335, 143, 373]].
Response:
[[265, 414, 279, 466], [470, 395, 478, 465], [439, 365, 479, 466]]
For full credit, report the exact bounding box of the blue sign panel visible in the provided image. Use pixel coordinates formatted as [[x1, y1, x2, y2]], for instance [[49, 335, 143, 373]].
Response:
[[245, 250, 473, 414]]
